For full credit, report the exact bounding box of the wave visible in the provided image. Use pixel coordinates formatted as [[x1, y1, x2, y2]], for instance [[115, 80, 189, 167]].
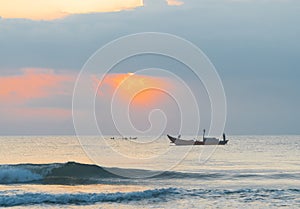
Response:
[[0, 187, 299, 207], [1, 162, 299, 185], [0, 162, 120, 185], [0, 187, 178, 207]]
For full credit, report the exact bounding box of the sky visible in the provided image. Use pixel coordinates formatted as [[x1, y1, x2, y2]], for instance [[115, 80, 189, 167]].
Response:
[[0, 0, 299, 135]]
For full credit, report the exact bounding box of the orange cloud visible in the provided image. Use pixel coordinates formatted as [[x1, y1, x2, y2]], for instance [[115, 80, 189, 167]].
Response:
[[94, 73, 173, 106], [0, 0, 144, 20], [166, 0, 184, 6], [0, 68, 75, 127], [0, 68, 74, 105]]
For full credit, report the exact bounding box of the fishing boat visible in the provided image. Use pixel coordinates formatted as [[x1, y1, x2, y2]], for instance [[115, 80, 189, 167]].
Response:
[[167, 129, 228, 146]]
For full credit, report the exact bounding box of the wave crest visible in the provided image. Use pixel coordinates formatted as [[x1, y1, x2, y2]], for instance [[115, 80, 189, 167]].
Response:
[[0, 162, 120, 184], [0, 187, 178, 207]]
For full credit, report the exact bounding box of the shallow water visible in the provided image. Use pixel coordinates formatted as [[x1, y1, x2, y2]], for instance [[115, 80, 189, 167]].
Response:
[[0, 136, 299, 208]]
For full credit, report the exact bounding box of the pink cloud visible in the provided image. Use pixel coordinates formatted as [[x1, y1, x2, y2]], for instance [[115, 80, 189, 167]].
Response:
[[0, 68, 75, 105], [0, 68, 75, 127]]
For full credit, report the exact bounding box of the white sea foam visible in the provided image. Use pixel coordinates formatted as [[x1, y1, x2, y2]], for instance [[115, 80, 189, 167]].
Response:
[[0, 188, 177, 207], [0, 166, 43, 184], [0, 187, 299, 207]]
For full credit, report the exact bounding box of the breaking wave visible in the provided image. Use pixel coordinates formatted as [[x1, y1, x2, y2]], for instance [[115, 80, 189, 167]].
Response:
[[0, 187, 299, 207], [0, 187, 178, 207], [0, 162, 299, 185], [0, 162, 120, 185]]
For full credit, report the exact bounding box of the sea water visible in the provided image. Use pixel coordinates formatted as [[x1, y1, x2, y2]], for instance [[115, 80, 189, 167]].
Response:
[[0, 136, 299, 208]]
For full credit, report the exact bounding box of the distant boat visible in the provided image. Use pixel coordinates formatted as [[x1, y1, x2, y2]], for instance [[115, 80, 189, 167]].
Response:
[[117, 136, 138, 140], [167, 129, 228, 146], [129, 137, 138, 140]]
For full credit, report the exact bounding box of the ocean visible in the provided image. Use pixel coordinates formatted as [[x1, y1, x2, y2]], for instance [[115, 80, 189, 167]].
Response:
[[0, 136, 299, 208]]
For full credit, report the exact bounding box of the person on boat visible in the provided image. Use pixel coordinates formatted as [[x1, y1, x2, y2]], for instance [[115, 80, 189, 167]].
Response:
[[223, 133, 226, 142], [203, 129, 206, 143]]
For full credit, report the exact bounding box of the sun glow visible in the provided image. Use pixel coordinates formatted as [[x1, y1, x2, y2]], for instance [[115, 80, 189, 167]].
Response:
[[95, 73, 172, 106]]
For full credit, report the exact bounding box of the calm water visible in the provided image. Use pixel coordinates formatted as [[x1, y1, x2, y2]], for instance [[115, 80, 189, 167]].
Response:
[[0, 136, 299, 208]]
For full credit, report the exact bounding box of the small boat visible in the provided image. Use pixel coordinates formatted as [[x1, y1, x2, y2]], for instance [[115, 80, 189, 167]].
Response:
[[167, 129, 228, 146], [129, 137, 138, 140]]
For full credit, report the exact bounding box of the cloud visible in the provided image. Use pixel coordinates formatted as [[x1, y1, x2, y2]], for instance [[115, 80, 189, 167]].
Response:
[[0, 68, 75, 134], [0, 69, 181, 135], [166, 0, 184, 6], [0, 68, 74, 105], [0, 0, 144, 20], [0, 0, 188, 20]]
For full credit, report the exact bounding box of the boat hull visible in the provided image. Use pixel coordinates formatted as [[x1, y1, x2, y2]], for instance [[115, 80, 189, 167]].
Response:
[[167, 135, 228, 146]]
